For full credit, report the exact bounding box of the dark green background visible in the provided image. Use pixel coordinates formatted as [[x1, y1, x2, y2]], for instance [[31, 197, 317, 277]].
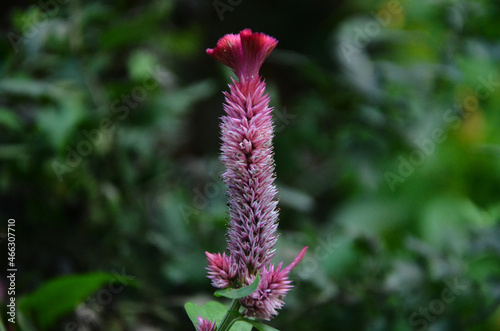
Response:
[[1, 0, 500, 330]]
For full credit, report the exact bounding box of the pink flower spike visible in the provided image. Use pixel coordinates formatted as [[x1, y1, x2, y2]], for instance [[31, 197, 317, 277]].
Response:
[[206, 29, 278, 81], [205, 251, 238, 288], [196, 316, 216, 331], [207, 29, 280, 274], [205, 30, 308, 321]]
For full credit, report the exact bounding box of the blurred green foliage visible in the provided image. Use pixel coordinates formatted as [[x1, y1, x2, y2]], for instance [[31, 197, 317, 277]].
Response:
[[19, 272, 125, 330], [1, 0, 500, 330]]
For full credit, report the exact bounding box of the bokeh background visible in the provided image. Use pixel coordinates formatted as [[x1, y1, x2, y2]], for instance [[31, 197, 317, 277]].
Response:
[[1, 0, 500, 330]]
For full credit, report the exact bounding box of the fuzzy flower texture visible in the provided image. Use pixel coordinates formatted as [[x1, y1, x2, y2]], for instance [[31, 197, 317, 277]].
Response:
[[204, 29, 308, 322]]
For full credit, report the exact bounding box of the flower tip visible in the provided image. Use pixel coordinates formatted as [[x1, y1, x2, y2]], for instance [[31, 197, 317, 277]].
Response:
[[282, 246, 308, 274], [196, 316, 216, 331], [240, 28, 253, 35], [206, 29, 278, 80]]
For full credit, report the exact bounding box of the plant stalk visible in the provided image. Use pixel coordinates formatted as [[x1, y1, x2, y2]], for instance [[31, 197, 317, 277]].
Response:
[[217, 299, 241, 331]]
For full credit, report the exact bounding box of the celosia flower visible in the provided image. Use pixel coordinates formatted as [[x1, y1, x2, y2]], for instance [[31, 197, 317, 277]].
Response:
[[196, 316, 216, 331], [208, 29, 279, 273], [206, 28, 308, 320]]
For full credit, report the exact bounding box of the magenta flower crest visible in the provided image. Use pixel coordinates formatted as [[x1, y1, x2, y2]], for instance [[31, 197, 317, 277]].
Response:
[[205, 29, 307, 321], [207, 29, 278, 82]]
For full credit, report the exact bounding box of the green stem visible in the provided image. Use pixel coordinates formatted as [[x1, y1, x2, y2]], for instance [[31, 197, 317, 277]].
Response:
[[217, 299, 241, 331]]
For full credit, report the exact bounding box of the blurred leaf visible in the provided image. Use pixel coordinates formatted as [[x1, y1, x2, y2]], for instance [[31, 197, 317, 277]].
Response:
[[17, 311, 39, 331], [162, 79, 216, 115], [468, 256, 500, 283], [279, 185, 314, 212], [0, 78, 63, 99], [337, 198, 410, 245], [19, 272, 118, 330], [419, 197, 470, 253], [99, 19, 155, 49], [160, 28, 201, 56], [0, 144, 28, 160], [0, 108, 22, 131], [322, 236, 360, 279], [0, 316, 6, 331], [128, 50, 158, 81], [36, 93, 86, 150]]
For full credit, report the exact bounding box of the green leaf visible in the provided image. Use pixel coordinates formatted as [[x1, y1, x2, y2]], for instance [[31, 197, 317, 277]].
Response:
[[239, 318, 280, 331], [36, 93, 86, 151], [214, 273, 260, 299], [230, 320, 254, 331], [184, 301, 253, 331], [184, 301, 228, 328], [19, 272, 121, 330]]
